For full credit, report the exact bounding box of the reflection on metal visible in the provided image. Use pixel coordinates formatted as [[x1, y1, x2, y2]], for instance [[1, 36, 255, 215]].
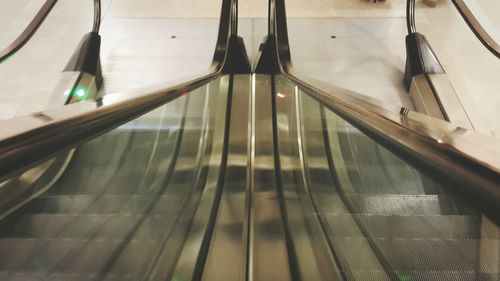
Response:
[[250, 74, 291, 281], [409, 75, 446, 121], [248, 73, 256, 281], [202, 75, 251, 281], [410, 74, 474, 130]]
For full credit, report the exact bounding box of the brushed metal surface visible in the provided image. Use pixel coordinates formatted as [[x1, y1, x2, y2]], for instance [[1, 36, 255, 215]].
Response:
[[249, 74, 291, 281], [409, 75, 446, 121], [409, 74, 474, 130], [202, 74, 251, 281]]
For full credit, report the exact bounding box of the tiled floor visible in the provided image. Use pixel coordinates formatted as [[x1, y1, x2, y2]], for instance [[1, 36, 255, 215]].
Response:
[[0, 0, 498, 136], [99, 18, 218, 93]]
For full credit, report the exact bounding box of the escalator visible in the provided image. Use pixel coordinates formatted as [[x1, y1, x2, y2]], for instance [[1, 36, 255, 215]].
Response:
[[274, 75, 499, 280], [0, 78, 229, 280], [0, 0, 498, 280]]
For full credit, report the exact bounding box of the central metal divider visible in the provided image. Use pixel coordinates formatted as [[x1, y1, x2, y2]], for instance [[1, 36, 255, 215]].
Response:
[[201, 74, 252, 281], [195, 74, 294, 281]]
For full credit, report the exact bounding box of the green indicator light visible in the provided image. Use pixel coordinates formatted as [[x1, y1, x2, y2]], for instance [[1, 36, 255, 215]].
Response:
[[72, 87, 88, 101], [399, 276, 413, 281], [76, 88, 86, 97]]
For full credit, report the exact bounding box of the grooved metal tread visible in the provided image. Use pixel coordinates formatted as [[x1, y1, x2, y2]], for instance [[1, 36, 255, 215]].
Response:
[[0, 238, 163, 274], [313, 194, 471, 215], [0, 214, 175, 239], [328, 237, 500, 272], [25, 195, 183, 214], [321, 213, 480, 239]]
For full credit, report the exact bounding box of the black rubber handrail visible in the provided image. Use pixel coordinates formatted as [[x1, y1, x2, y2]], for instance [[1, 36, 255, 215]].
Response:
[[406, 0, 499, 58], [0, 0, 239, 181], [0, 0, 108, 63], [268, 0, 500, 225], [0, 0, 58, 63], [92, 0, 102, 33], [406, 0, 416, 34], [451, 0, 500, 58]]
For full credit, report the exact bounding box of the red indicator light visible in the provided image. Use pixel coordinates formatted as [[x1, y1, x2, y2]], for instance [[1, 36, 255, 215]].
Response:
[[277, 92, 287, 99]]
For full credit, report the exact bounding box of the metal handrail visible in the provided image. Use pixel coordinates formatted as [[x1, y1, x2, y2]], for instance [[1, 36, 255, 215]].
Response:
[[0, 0, 58, 63], [451, 0, 500, 58], [269, 0, 500, 225], [0, 0, 239, 181]]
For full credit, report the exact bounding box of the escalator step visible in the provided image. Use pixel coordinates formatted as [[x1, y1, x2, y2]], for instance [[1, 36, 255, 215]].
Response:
[[0, 214, 175, 240], [0, 272, 140, 281], [322, 213, 480, 239], [26, 195, 182, 215], [314, 194, 473, 216], [329, 237, 499, 272], [0, 239, 160, 274], [347, 270, 500, 281]]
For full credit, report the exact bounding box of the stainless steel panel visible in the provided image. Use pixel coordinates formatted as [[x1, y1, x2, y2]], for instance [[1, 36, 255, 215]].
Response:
[[249, 74, 291, 281], [409, 75, 446, 121], [202, 74, 252, 281], [427, 73, 475, 129], [410, 74, 474, 130]]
